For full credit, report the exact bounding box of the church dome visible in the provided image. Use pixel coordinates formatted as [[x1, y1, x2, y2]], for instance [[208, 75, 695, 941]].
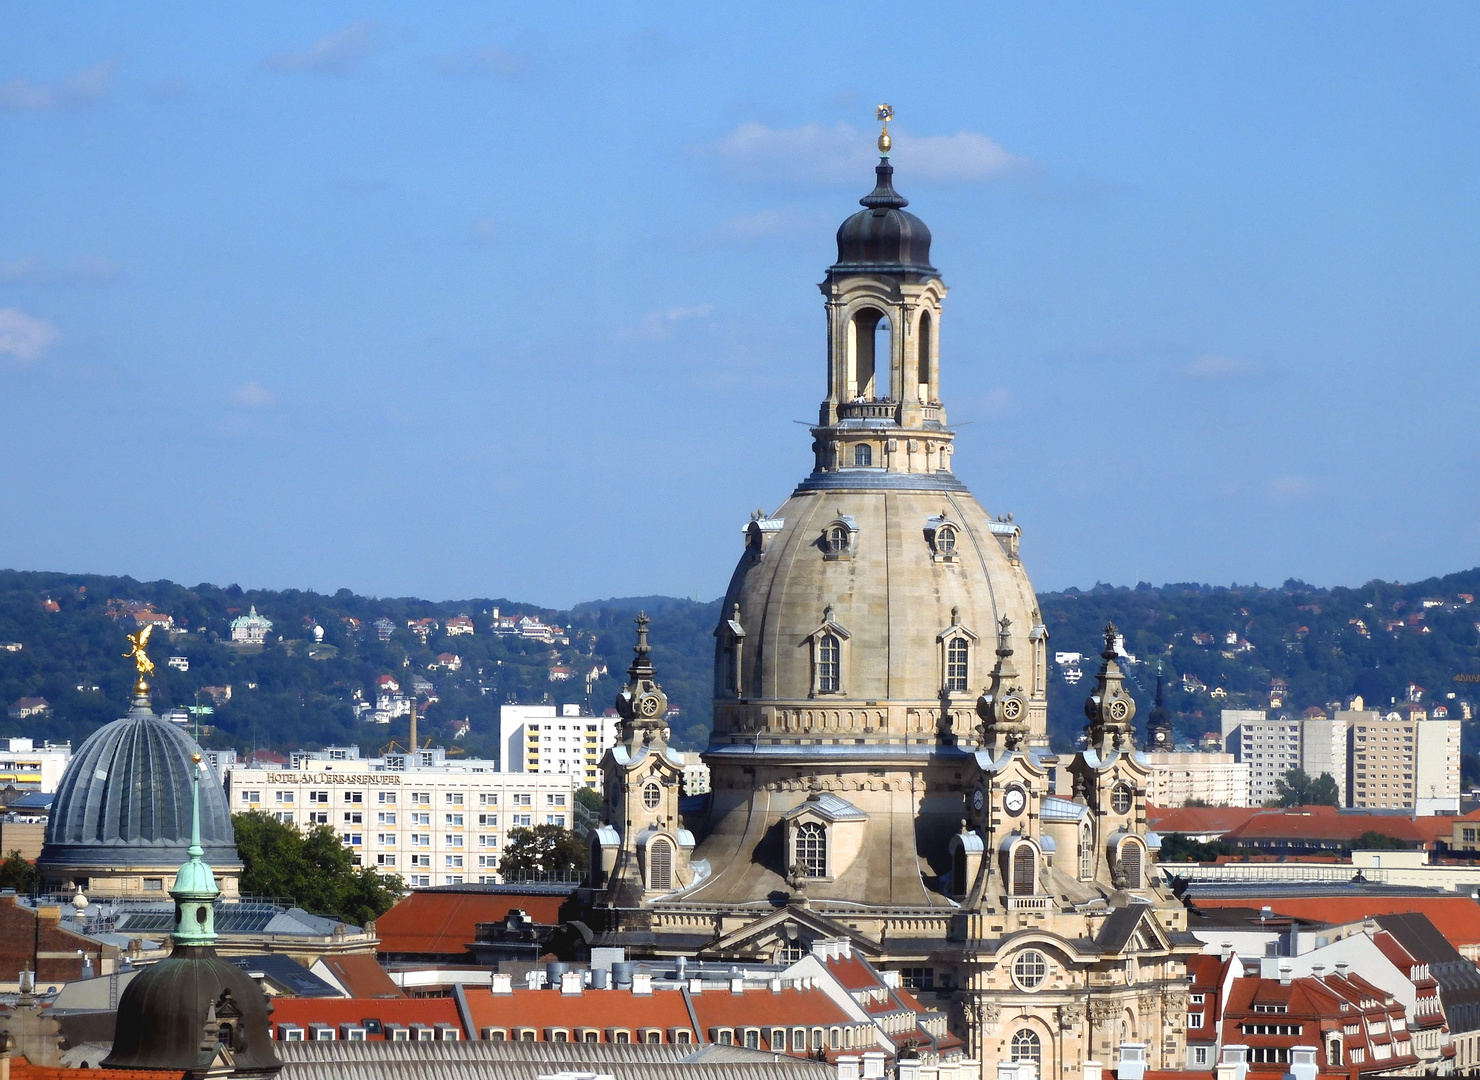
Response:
[[831, 159, 935, 278], [103, 948, 279, 1075], [40, 702, 241, 876]]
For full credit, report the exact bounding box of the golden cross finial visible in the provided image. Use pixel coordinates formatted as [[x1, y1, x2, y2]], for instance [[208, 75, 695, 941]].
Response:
[[876, 103, 893, 155]]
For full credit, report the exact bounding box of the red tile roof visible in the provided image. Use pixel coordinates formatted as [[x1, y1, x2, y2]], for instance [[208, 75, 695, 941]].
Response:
[[375, 888, 569, 957], [1146, 805, 1266, 835], [1194, 895, 1480, 947], [315, 953, 402, 998], [269, 996, 461, 1038], [11, 1063, 177, 1080]]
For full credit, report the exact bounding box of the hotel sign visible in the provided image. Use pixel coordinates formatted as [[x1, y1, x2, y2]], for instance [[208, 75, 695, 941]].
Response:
[[267, 772, 402, 785]]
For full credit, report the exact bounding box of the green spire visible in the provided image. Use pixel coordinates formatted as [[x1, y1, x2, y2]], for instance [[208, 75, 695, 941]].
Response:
[[171, 752, 219, 946]]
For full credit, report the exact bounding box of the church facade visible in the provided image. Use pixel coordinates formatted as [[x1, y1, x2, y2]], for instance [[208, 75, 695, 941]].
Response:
[[582, 138, 1199, 1078]]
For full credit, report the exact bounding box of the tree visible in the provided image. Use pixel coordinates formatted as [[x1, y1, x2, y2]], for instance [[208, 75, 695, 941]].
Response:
[[1271, 768, 1341, 808], [233, 812, 403, 926], [0, 850, 40, 894], [498, 824, 587, 881], [1351, 830, 1413, 851], [575, 787, 603, 812]]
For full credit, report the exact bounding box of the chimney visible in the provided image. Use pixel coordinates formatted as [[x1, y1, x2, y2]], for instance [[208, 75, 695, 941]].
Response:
[[730, 976, 745, 994], [1216, 1044, 1249, 1080], [769, 977, 782, 993], [1283, 1047, 1319, 1080], [560, 971, 583, 995], [862, 1051, 888, 1080], [689, 978, 704, 993], [632, 972, 653, 995], [837, 1056, 861, 1080], [1118, 1043, 1147, 1080], [1278, 961, 1293, 986], [524, 971, 542, 990], [1083, 1063, 1103, 1080], [490, 973, 513, 994], [897, 1058, 922, 1080], [1335, 961, 1349, 977]]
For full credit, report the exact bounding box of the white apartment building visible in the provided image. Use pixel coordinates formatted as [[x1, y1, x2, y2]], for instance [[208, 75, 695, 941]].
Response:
[[1300, 716, 1349, 806], [1415, 717, 1462, 814], [224, 746, 577, 888], [1142, 751, 1251, 807], [0, 737, 72, 792], [1222, 709, 1301, 805], [498, 704, 617, 792], [1341, 710, 1461, 814]]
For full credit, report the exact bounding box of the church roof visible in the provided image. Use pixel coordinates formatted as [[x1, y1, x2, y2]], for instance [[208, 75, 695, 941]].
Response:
[[830, 159, 935, 279], [40, 703, 240, 872]]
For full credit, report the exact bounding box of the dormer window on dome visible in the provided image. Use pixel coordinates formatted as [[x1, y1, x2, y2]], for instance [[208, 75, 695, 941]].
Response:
[[821, 516, 858, 560], [805, 607, 851, 696], [925, 515, 961, 563]]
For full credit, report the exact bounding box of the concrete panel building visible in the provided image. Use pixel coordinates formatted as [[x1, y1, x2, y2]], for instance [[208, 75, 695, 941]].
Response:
[[1300, 716, 1349, 806], [1222, 709, 1301, 805], [1143, 751, 1252, 807], [498, 703, 617, 792]]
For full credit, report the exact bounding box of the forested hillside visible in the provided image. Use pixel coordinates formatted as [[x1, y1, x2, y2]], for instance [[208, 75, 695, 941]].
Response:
[[2, 566, 1478, 765]]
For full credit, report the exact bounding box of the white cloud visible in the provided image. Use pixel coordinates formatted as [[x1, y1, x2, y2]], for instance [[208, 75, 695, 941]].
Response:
[[0, 255, 124, 284], [0, 308, 60, 363], [434, 46, 531, 79], [623, 305, 714, 342], [0, 62, 115, 111], [703, 122, 1025, 185], [228, 381, 275, 409], [1181, 355, 1253, 379], [262, 20, 388, 74], [1269, 475, 1316, 499]]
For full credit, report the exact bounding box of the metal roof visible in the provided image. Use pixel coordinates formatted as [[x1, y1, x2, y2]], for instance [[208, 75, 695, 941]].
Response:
[[274, 1036, 835, 1080]]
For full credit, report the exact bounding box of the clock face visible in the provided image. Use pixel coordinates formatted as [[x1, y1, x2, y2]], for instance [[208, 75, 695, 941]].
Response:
[[1108, 699, 1129, 722], [1001, 697, 1023, 722], [971, 787, 985, 813], [1003, 786, 1027, 816], [639, 694, 663, 717]]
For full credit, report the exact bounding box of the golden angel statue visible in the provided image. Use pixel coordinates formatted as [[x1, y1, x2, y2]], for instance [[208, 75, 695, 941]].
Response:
[[123, 625, 156, 677]]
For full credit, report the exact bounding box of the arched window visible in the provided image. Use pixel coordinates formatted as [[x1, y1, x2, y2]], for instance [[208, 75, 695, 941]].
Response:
[[1012, 844, 1036, 896], [935, 524, 956, 554], [1012, 950, 1047, 990], [647, 838, 672, 891], [1111, 782, 1134, 815], [1011, 1029, 1042, 1066], [952, 844, 968, 896], [1327, 1038, 1343, 1067], [827, 526, 849, 553], [1119, 840, 1142, 889], [946, 638, 969, 692], [1079, 827, 1093, 880], [853, 444, 872, 467], [643, 782, 661, 810], [848, 309, 890, 400], [795, 822, 826, 877], [917, 311, 933, 402], [818, 635, 840, 693]]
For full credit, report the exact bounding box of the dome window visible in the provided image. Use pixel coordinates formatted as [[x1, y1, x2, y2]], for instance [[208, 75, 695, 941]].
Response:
[[804, 608, 851, 697], [937, 609, 977, 696], [1110, 782, 1134, 815], [1078, 825, 1093, 880], [853, 444, 873, 467], [1012, 950, 1048, 991], [643, 782, 661, 810], [1116, 836, 1144, 889], [794, 821, 827, 878], [819, 517, 857, 562], [924, 515, 963, 563], [646, 837, 673, 891]]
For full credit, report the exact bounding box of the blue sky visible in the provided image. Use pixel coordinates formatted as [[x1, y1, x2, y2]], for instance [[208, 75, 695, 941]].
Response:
[[2, 4, 1477, 607]]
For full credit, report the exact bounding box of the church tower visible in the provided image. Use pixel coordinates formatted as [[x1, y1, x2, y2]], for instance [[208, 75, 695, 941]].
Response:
[[583, 112, 1198, 1078]]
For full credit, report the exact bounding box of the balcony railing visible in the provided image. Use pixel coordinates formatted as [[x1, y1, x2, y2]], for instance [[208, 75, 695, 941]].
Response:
[[1006, 895, 1050, 912], [837, 399, 899, 421]]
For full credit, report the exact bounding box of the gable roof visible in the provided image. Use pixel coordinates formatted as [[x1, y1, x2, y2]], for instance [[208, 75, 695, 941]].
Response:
[[375, 886, 571, 957], [268, 996, 462, 1038], [1194, 894, 1480, 947], [313, 953, 403, 998]]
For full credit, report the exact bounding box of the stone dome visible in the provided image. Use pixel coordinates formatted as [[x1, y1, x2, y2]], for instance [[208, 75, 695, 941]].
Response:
[[103, 947, 280, 1076], [40, 701, 240, 877], [831, 158, 935, 279]]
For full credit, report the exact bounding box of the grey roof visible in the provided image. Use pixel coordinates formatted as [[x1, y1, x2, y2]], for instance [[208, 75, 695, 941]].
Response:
[[10, 790, 54, 811], [830, 159, 936, 278], [274, 1036, 835, 1080], [108, 902, 358, 937], [793, 470, 969, 495], [1041, 797, 1088, 823], [226, 954, 341, 997], [784, 793, 867, 823], [1095, 902, 1154, 952], [39, 703, 240, 871]]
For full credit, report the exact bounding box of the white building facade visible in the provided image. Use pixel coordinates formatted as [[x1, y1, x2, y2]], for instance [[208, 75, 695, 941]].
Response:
[[498, 704, 617, 792], [1142, 751, 1251, 807], [0, 737, 73, 792], [224, 746, 578, 888], [1300, 716, 1350, 806], [1222, 709, 1301, 805]]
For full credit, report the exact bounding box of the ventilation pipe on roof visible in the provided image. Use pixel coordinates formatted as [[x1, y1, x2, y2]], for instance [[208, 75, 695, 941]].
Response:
[[1335, 961, 1350, 977], [675, 956, 687, 981], [1118, 1043, 1147, 1080], [632, 973, 653, 996], [490, 973, 512, 994], [1279, 961, 1293, 986], [612, 962, 635, 989], [524, 971, 542, 990]]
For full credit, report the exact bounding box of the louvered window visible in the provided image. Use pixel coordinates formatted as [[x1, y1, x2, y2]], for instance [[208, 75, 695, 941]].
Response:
[[1120, 841, 1142, 888], [647, 838, 672, 891], [1012, 845, 1036, 895]]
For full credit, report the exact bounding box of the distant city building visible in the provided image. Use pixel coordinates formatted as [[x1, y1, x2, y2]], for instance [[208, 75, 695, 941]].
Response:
[[1222, 709, 1300, 805], [132, 610, 174, 632], [229, 605, 272, 644], [7, 696, 51, 720], [167, 655, 189, 671], [499, 703, 617, 791], [224, 745, 578, 888], [373, 617, 395, 641], [1344, 710, 1462, 814], [1143, 751, 1251, 807], [445, 615, 475, 636], [1301, 712, 1350, 806], [0, 736, 72, 792]]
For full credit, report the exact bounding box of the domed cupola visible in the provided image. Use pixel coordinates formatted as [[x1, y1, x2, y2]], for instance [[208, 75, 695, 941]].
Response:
[[39, 631, 241, 894], [831, 158, 935, 279]]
